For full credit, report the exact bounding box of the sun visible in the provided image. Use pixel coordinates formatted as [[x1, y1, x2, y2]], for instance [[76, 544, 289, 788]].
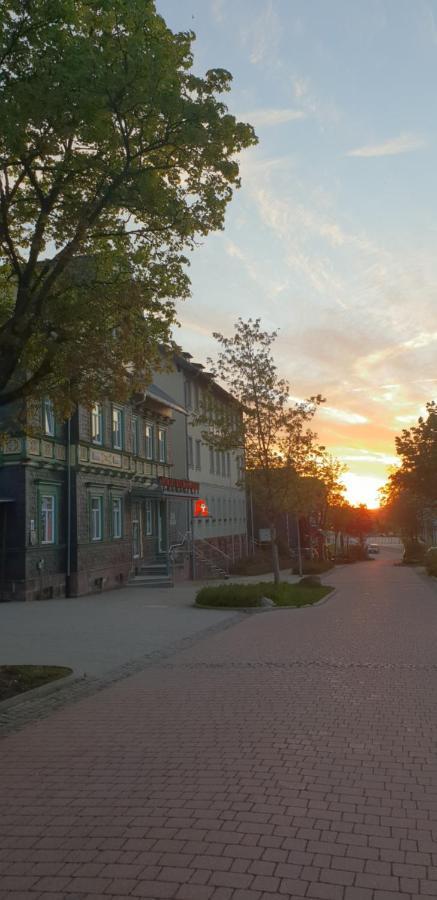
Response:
[[341, 473, 384, 508]]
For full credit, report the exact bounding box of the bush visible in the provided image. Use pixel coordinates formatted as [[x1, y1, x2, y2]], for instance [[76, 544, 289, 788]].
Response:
[[403, 540, 426, 565], [425, 547, 437, 577], [195, 581, 332, 608]]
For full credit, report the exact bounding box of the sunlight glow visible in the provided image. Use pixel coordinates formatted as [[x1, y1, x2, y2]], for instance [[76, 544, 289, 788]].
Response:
[[341, 472, 384, 509]]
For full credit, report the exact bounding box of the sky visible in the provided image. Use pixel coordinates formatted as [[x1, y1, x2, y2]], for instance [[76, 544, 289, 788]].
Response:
[[156, 0, 437, 507]]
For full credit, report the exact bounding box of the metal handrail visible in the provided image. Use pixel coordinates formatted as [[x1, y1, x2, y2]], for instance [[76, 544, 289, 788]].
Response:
[[195, 536, 232, 562]]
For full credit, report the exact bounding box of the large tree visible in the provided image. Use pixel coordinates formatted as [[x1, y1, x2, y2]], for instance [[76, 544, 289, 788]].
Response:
[[380, 401, 437, 539], [0, 0, 256, 411], [201, 318, 324, 583]]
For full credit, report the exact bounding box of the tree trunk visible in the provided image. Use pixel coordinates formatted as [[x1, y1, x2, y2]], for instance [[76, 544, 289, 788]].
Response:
[[270, 523, 281, 585]]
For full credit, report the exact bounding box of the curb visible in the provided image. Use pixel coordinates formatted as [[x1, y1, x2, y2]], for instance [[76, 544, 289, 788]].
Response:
[[193, 586, 336, 613], [0, 671, 82, 712]]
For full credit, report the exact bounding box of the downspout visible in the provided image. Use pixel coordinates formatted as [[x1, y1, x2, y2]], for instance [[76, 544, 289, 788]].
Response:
[[66, 414, 72, 596], [184, 393, 195, 579]]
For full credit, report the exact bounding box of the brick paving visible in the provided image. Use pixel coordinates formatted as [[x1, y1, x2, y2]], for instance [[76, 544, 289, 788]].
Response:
[[1, 553, 437, 899]]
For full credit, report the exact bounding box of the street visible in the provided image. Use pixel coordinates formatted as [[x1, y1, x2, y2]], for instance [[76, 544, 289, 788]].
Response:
[[1, 550, 437, 899]]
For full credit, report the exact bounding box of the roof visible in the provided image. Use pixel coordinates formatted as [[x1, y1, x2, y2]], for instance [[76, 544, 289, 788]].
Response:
[[172, 352, 241, 408], [145, 384, 187, 416]]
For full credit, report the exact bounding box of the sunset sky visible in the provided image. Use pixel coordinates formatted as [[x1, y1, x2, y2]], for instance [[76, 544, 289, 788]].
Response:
[[156, 0, 437, 508]]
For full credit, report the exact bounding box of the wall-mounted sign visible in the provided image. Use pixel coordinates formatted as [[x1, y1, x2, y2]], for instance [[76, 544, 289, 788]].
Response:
[[259, 528, 271, 542], [194, 499, 209, 517]]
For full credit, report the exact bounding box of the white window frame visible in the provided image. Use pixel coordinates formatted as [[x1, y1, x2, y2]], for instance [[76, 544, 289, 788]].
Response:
[[91, 496, 103, 541], [145, 423, 154, 460], [112, 497, 122, 539], [184, 380, 192, 409], [209, 448, 215, 474], [112, 406, 123, 450], [43, 398, 55, 437], [226, 452, 231, 477], [215, 450, 221, 475], [41, 495, 55, 544], [91, 403, 103, 445], [145, 499, 153, 535], [158, 428, 167, 463]]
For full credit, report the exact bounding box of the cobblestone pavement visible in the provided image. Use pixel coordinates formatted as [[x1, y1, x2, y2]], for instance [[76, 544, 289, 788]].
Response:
[[1, 553, 437, 900]]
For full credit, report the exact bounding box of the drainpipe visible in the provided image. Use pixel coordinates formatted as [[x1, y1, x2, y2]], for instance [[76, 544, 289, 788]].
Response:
[[66, 414, 72, 596]]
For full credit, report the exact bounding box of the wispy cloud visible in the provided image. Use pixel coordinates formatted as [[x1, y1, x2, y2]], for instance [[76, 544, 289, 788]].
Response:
[[240, 1, 280, 65], [347, 133, 426, 158], [321, 406, 369, 425], [239, 108, 305, 128]]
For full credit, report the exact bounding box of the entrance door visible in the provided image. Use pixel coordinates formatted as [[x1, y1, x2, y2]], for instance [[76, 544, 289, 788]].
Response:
[[132, 502, 141, 559], [157, 501, 166, 554]]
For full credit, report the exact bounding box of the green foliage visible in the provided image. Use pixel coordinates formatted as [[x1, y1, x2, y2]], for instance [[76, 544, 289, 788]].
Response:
[[0, 0, 257, 409], [402, 540, 426, 565], [230, 552, 291, 577], [0, 665, 72, 701], [195, 580, 331, 608]]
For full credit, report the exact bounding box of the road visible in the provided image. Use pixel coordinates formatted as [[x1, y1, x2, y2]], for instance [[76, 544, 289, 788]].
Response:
[[1, 549, 437, 899]]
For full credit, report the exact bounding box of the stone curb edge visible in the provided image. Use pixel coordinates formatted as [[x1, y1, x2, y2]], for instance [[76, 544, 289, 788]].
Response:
[[0, 671, 82, 712]]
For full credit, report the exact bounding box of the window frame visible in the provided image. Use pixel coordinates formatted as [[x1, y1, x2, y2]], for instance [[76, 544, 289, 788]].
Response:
[[112, 405, 123, 450], [209, 447, 215, 475], [158, 427, 167, 463], [195, 439, 201, 470], [111, 496, 123, 540], [145, 423, 154, 460], [40, 494, 56, 545], [90, 495, 103, 542], [187, 436, 194, 468], [91, 403, 103, 445], [43, 398, 55, 437]]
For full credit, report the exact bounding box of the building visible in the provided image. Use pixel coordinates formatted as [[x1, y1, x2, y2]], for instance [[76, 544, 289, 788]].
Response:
[[154, 351, 248, 578], [0, 350, 247, 600]]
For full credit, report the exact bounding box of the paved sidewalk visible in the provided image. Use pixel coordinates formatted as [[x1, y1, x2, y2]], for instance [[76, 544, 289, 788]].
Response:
[[1, 554, 437, 899], [0, 571, 301, 679]]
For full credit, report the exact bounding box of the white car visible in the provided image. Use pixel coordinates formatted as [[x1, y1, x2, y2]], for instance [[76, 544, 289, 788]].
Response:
[[367, 543, 380, 555]]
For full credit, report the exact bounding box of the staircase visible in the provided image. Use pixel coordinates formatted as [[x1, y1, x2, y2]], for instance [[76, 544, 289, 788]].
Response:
[[193, 541, 230, 581], [128, 558, 173, 589]]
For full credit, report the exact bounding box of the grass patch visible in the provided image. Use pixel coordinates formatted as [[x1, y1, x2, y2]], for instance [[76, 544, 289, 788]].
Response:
[[195, 581, 332, 609], [0, 665, 72, 702]]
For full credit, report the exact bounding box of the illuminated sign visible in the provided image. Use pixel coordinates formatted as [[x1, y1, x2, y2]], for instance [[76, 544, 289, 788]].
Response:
[[194, 499, 209, 517]]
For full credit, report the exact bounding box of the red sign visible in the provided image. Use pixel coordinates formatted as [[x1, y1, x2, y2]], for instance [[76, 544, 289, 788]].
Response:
[[159, 477, 199, 494], [194, 499, 209, 517]]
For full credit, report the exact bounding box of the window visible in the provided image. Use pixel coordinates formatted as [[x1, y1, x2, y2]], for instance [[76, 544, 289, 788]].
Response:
[[193, 382, 199, 409], [145, 423, 154, 459], [209, 448, 215, 474], [195, 439, 201, 470], [226, 452, 231, 477], [158, 428, 167, 463], [91, 496, 103, 541], [188, 436, 194, 468], [112, 406, 123, 450], [217, 497, 222, 520], [145, 499, 153, 535], [41, 495, 55, 544], [112, 497, 122, 539], [215, 450, 221, 475], [43, 398, 55, 437], [91, 403, 103, 445], [221, 453, 226, 476], [131, 416, 139, 456]]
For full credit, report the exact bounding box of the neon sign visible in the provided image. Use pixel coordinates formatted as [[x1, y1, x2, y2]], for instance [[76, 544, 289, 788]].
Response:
[[194, 499, 209, 517]]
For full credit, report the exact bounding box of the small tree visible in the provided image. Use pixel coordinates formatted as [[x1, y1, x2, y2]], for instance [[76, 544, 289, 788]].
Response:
[[201, 318, 324, 584], [0, 0, 256, 410]]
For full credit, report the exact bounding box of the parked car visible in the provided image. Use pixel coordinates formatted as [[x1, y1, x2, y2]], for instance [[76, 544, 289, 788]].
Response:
[[367, 543, 380, 555]]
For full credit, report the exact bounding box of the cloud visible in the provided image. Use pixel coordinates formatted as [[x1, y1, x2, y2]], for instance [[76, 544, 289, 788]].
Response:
[[211, 0, 225, 24], [347, 133, 426, 158], [239, 108, 306, 128], [240, 1, 280, 65], [321, 406, 369, 425]]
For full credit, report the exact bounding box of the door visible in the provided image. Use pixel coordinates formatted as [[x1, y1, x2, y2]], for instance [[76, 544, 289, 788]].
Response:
[[157, 500, 166, 554], [132, 502, 141, 559]]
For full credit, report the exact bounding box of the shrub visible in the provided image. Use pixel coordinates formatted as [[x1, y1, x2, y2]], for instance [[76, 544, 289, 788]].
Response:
[[230, 553, 290, 577], [403, 540, 426, 565], [195, 581, 332, 608]]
